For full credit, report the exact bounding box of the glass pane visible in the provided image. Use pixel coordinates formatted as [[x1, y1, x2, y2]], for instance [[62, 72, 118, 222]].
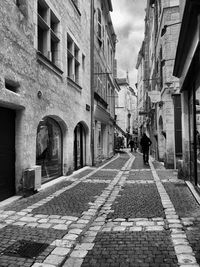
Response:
[[36, 117, 62, 183]]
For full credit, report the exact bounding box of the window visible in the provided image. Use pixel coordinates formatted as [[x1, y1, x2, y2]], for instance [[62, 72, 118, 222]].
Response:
[[67, 34, 80, 84], [160, 47, 163, 89], [37, 0, 60, 66], [97, 8, 102, 41], [82, 54, 85, 71]]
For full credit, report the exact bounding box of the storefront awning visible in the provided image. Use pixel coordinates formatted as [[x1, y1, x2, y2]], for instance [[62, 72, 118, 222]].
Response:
[[94, 104, 110, 124]]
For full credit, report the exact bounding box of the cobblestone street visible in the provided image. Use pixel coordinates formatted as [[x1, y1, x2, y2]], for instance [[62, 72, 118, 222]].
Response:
[[0, 151, 200, 267]]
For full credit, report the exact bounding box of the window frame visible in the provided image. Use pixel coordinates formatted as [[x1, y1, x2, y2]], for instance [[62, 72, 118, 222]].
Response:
[[67, 34, 80, 86], [37, 0, 61, 68]]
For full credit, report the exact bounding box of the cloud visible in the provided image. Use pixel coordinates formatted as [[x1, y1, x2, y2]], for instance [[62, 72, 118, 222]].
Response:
[[111, 0, 146, 87]]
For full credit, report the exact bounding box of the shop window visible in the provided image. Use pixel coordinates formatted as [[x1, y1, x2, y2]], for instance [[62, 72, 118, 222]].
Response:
[[36, 117, 62, 183], [37, 0, 60, 66], [67, 34, 80, 84]]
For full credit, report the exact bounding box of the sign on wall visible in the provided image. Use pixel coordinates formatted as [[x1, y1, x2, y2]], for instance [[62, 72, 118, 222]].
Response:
[[148, 91, 161, 103]]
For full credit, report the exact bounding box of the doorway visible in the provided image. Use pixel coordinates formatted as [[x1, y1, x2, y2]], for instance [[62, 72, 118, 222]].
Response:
[[74, 123, 86, 170], [0, 107, 15, 201]]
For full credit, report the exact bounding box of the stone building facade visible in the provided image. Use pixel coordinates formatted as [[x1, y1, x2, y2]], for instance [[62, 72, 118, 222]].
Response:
[[0, 0, 91, 200], [115, 78, 137, 147], [136, 42, 148, 148], [173, 0, 200, 186], [93, 0, 116, 163], [137, 0, 182, 168]]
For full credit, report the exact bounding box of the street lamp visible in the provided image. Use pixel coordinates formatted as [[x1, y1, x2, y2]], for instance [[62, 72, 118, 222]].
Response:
[[161, 21, 181, 37]]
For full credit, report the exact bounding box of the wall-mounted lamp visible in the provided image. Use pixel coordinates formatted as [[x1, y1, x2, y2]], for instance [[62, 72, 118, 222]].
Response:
[[37, 90, 42, 99], [165, 82, 173, 88], [161, 21, 181, 37]]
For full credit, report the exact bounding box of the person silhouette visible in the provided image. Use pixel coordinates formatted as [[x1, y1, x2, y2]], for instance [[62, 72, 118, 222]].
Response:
[[140, 133, 152, 164]]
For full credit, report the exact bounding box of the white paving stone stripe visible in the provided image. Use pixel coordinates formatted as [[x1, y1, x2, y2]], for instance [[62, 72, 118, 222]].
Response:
[[62, 153, 135, 266], [0, 155, 124, 231], [149, 160, 200, 267]]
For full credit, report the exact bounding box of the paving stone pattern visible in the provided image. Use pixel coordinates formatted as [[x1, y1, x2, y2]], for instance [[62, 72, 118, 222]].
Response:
[[81, 231, 178, 267], [0, 225, 64, 266], [3, 181, 73, 212], [157, 170, 179, 181], [164, 183, 200, 217], [131, 155, 150, 170], [72, 169, 94, 179], [32, 183, 108, 217], [186, 221, 200, 264], [87, 171, 118, 180], [1, 151, 200, 266], [102, 157, 129, 170], [106, 184, 165, 220], [128, 170, 154, 180]]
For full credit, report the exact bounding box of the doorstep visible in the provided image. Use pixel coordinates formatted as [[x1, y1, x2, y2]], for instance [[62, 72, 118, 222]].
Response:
[[39, 166, 92, 191], [0, 196, 22, 209]]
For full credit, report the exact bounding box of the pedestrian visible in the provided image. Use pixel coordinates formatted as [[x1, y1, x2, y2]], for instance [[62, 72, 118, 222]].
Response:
[[129, 139, 135, 152], [140, 133, 152, 165]]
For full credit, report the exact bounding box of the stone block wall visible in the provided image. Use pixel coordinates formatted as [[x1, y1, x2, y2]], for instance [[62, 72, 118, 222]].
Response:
[[0, 0, 91, 192]]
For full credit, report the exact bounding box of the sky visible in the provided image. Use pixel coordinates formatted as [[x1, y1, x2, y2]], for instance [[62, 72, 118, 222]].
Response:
[[111, 0, 146, 89]]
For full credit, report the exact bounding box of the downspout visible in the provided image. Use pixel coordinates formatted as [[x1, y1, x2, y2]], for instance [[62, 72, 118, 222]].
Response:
[[193, 83, 198, 186], [90, 0, 94, 166]]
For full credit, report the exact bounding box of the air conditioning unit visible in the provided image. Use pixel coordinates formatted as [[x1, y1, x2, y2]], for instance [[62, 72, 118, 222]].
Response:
[[23, 165, 41, 191]]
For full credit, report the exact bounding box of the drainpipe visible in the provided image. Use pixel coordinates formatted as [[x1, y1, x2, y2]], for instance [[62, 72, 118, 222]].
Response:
[[193, 83, 198, 186], [90, 0, 94, 166]]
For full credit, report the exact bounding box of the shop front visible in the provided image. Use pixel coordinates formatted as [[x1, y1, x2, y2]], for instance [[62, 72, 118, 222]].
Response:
[[173, 0, 200, 186], [74, 122, 86, 170], [36, 117, 62, 184]]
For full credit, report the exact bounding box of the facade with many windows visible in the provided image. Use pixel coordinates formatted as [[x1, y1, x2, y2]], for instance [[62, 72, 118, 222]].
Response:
[[173, 0, 200, 186], [115, 77, 138, 147], [93, 0, 116, 163], [0, 0, 91, 199], [136, 0, 182, 168]]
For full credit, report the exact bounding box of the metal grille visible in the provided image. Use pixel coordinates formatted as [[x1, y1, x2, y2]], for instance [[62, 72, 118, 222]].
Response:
[[2, 240, 49, 259]]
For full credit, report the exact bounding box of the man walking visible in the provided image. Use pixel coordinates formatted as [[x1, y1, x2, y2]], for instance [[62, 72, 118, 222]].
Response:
[[129, 139, 135, 152], [140, 133, 152, 165]]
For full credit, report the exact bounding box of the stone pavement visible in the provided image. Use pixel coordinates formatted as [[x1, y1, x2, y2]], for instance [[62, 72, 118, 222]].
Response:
[[0, 151, 200, 266]]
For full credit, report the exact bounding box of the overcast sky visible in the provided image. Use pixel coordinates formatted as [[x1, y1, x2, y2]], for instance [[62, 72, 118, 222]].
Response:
[[111, 0, 146, 88]]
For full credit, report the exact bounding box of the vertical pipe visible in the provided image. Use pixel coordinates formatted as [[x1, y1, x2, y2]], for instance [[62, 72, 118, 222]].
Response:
[[193, 83, 198, 186], [90, 0, 95, 166]]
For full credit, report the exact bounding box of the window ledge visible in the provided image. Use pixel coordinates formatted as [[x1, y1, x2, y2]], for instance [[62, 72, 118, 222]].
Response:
[[70, 0, 81, 16], [67, 77, 82, 92], [37, 51, 63, 78], [94, 92, 108, 108]]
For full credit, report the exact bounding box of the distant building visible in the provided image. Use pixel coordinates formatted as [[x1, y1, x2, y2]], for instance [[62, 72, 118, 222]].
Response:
[[136, 41, 147, 145], [93, 0, 117, 163], [115, 76, 137, 146]]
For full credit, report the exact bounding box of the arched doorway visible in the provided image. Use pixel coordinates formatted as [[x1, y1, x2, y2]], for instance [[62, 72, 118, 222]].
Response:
[[74, 123, 86, 170], [36, 117, 62, 183]]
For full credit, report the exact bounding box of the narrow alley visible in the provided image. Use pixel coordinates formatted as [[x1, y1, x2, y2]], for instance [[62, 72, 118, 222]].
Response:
[[0, 151, 199, 267]]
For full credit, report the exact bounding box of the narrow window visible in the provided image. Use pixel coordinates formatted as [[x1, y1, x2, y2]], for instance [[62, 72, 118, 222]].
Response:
[[82, 54, 85, 71], [37, 0, 60, 65], [67, 34, 80, 85], [97, 8, 102, 40]]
